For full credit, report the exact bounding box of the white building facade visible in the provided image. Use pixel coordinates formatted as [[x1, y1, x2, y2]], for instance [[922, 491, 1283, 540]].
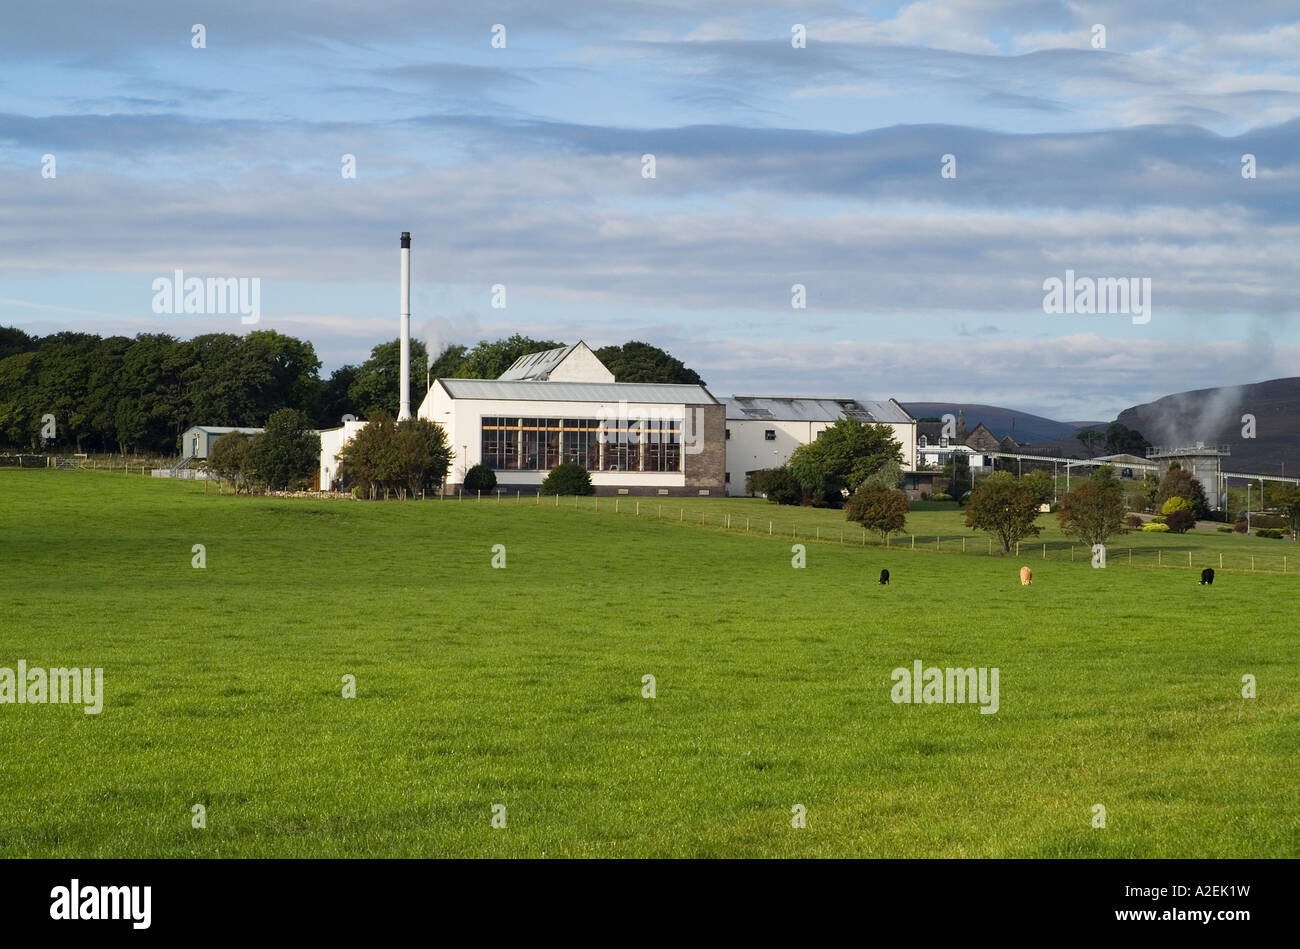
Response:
[[319, 342, 727, 496], [724, 397, 917, 496]]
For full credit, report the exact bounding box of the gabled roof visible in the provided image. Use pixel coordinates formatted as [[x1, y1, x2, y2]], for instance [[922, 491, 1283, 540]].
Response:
[[724, 396, 913, 424], [497, 343, 580, 381], [183, 426, 264, 435], [437, 378, 719, 405], [964, 423, 1002, 452]]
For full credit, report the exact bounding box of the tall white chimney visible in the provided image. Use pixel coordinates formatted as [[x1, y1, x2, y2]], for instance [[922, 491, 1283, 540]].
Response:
[[398, 231, 412, 421]]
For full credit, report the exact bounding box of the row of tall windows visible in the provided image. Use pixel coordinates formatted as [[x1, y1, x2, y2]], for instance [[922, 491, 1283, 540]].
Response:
[[480, 417, 682, 472]]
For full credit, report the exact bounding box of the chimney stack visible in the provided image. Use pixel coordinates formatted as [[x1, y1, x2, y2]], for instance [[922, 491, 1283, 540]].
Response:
[[398, 231, 412, 421]]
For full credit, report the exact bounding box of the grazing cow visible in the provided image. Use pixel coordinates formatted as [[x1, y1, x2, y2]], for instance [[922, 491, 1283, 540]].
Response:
[[1201, 568, 1215, 586], [879, 569, 890, 585], [1020, 566, 1032, 586]]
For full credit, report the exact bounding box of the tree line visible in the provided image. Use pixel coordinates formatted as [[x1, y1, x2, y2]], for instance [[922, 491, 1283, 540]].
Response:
[[0, 326, 701, 455]]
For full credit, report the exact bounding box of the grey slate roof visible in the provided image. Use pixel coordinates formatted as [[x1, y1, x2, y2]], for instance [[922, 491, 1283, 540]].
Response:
[[723, 396, 913, 424], [438, 378, 719, 405]]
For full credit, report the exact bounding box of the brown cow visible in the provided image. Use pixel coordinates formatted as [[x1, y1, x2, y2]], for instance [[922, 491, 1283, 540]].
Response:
[[1020, 566, 1032, 586]]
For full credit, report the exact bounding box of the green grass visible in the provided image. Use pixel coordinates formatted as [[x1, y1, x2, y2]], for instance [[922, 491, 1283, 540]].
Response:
[[1, 470, 1297, 857]]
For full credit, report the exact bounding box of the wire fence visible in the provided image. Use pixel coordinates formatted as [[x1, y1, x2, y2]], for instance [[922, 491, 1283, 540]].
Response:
[[0, 454, 176, 473], [454, 488, 1300, 576]]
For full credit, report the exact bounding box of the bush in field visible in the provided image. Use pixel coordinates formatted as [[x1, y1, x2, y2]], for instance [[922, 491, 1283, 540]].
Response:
[[965, 471, 1040, 553], [1217, 526, 1234, 533], [1256, 528, 1284, 539], [1164, 509, 1196, 534], [746, 467, 802, 505], [464, 464, 497, 495], [1020, 469, 1054, 506], [338, 413, 451, 499], [1161, 496, 1192, 516], [247, 408, 321, 491], [1156, 465, 1209, 519], [1233, 519, 1249, 534], [1142, 522, 1170, 532], [845, 484, 909, 542], [540, 462, 594, 496], [1057, 466, 1129, 548], [1125, 514, 1144, 528], [205, 431, 254, 494], [932, 492, 952, 502]]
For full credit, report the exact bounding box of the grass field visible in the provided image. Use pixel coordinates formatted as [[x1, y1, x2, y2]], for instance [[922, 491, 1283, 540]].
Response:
[[1, 470, 1296, 857]]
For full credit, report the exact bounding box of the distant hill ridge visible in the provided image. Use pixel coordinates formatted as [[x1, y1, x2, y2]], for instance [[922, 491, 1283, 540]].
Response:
[[906, 377, 1300, 475]]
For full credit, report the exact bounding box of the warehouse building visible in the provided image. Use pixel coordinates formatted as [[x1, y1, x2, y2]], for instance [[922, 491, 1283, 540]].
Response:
[[723, 396, 917, 496]]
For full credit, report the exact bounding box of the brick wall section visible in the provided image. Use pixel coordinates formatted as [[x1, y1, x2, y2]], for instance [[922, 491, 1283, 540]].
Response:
[[683, 402, 726, 495]]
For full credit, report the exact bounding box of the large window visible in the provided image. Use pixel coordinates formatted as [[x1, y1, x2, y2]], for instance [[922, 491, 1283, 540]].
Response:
[[481, 415, 680, 472]]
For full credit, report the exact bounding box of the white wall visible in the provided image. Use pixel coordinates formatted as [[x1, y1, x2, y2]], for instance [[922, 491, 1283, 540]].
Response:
[[318, 419, 368, 491], [549, 344, 614, 383], [725, 418, 917, 495]]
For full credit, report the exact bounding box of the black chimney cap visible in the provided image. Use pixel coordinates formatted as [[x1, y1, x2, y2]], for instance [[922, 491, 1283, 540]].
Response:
[[401, 231, 411, 247]]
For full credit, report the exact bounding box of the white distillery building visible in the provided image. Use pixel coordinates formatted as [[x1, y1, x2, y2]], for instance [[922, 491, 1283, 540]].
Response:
[[320, 341, 727, 496], [724, 396, 917, 496]]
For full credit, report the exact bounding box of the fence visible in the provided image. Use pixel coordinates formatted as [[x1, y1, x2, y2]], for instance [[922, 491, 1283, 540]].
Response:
[[455, 488, 1298, 576], [0, 454, 176, 473]]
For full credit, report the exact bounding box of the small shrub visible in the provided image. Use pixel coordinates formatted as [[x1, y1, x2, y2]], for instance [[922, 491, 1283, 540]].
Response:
[[746, 467, 801, 505], [1164, 509, 1196, 534], [1256, 528, 1284, 539], [1216, 526, 1234, 533], [1233, 519, 1249, 534], [540, 462, 594, 496], [932, 492, 952, 502], [1151, 515, 1167, 524], [464, 463, 497, 494], [1141, 522, 1170, 533], [1125, 514, 1144, 528]]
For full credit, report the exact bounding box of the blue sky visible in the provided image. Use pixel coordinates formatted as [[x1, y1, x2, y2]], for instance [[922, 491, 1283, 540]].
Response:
[[2, 0, 1298, 420]]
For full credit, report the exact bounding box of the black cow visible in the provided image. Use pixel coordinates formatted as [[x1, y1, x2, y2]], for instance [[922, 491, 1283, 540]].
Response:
[[1200, 568, 1215, 586], [879, 569, 890, 585]]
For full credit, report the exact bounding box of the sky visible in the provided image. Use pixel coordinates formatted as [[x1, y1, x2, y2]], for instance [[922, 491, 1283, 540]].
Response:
[[1, 0, 1298, 422]]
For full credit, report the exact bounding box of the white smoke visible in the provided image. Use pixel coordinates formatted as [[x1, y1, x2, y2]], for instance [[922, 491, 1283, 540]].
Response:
[[423, 312, 480, 369]]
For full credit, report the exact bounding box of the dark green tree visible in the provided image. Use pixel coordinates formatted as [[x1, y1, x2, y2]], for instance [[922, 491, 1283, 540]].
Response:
[[455, 335, 562, 379], [845, 483, 909, 541], [787, 419, 903, 505], [464, 463, 497, 494], [246, 408, 321, 491], [965, 471, 1041, 553], [349, 338, 429, 419], [1057, 465, 1130, 547], [540, 462, 594, 496], [592, 341, 704, 385], [205, 430, 254, 494]]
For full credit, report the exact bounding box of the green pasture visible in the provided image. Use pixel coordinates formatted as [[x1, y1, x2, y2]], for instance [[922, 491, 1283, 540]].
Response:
[[0, 470, 1295, 857]]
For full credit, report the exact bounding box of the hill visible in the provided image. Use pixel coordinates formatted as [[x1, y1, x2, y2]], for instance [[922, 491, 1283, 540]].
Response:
[[902, 403, 1089, 444], [1021, 378, 1300, 474], [1115, 377, 1300, 475]]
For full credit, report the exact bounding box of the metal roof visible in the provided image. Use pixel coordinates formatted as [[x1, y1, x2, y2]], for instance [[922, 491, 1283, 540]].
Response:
[[184, 426, 264, 435], [438, 378, 719, 405], [723, 396, 913, 424], [497, 343, 580, 381]]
